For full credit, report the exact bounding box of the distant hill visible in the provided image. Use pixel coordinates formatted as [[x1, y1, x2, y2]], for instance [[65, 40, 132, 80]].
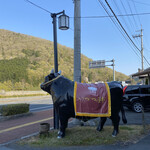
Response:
[[0, 29, 129, 91]]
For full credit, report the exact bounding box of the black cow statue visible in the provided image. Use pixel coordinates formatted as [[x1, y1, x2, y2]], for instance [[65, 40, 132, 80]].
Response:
[[40, 69, 127, 138]]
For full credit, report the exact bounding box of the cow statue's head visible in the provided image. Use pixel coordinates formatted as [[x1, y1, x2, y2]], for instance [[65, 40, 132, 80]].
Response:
[[40, 69, 61, 94]]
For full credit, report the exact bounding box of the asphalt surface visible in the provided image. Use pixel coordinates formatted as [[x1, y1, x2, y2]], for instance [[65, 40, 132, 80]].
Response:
[[0, 109, 54, 144], [30, 104, 53, 112]]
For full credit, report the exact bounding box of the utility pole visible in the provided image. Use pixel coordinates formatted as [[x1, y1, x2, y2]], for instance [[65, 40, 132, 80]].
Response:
[[73, 0, 82, 125], [133, 26, 145, 129], [133, 25, 144, 71], [74, 0, 81, 82], [112, 59, 115, 81]]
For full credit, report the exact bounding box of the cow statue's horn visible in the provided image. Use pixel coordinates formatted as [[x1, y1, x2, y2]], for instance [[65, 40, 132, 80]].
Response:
[[58, 70, 61, 75], [50, 69, 54, 74]]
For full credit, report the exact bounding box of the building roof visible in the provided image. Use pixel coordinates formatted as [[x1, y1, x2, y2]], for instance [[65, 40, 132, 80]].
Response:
[[132, 67, 150, 77]]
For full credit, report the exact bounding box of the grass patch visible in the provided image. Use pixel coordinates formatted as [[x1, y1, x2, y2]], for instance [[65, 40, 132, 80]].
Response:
[[0, 103, 29, 116], [19, 125, 150, 148]]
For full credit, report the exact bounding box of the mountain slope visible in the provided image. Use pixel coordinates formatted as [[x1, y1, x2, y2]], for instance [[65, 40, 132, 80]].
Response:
[[0, 29, 128, 90]]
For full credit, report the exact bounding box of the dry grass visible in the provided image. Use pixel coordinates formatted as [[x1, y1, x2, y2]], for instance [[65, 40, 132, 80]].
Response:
[[19, 125, 150, 148]]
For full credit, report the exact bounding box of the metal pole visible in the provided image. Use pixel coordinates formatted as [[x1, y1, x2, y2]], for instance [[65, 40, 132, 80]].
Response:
[[74, 0, 81, 82], [113, 59, 115, 81], [52, 14, 58, 73], [51, 13, 59, 129]]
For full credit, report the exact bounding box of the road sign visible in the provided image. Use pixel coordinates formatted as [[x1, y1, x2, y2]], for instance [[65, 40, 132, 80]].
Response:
[[89, 60, 105, 69]]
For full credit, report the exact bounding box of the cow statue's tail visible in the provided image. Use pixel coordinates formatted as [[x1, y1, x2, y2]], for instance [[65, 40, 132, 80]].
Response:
[[121, 105, 127, 124]]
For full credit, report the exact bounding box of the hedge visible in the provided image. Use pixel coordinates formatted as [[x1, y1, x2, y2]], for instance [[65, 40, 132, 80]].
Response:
[[0, 103, 29, 116]]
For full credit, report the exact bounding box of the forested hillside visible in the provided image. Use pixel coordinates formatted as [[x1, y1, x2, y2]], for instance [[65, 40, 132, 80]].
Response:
[[0, 29, 129, 91]]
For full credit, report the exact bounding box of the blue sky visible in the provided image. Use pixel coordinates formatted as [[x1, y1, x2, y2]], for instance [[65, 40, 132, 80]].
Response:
[[0, 0, 150, 76]]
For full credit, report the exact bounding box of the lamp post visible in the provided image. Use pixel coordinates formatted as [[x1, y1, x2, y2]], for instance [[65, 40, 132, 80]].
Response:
[[51, 10, 69, 73], [51, 10, 69, 129]]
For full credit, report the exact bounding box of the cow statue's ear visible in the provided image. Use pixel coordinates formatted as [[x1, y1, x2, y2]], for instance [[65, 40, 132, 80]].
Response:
[[50, 69, 54, 74], [58, 70, 61, 75]]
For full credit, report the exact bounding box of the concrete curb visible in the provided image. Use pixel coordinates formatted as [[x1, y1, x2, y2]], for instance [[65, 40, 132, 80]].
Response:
[[0, 112, 33, 122]]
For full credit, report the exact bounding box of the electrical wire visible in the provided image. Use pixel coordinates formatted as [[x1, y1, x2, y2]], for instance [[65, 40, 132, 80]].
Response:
[[129, 0, 150, 65], [24, 0, 52, 14], [104, 0, 140, 52], [97, 0, 141, 60], [120, 0, 134, 31], [24, 0, 150, 66], [119, 0, 141, 50], [104, 0, 150, 66], [112, 0, 133, 39], [129, 0, 150, 6], [130, 0, 141, 25], [69, 12, 150, 19], [127, 0, 139, 29]]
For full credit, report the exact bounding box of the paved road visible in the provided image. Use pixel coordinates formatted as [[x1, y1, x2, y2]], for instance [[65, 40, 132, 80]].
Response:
[[106, 107, 150, 126], [0, 109, 54, 145], [30, 104, 53, 112], [0, 95, 53, 112], [0, 95, 53, 105], [0, 96, 54, 145]]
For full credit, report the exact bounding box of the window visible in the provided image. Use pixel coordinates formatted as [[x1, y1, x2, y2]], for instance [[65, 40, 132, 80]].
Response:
[[141, 87, 150, 94], [125, 86, 133, 94], [131, 86, 140, 94], [125, 86, 140, 94]]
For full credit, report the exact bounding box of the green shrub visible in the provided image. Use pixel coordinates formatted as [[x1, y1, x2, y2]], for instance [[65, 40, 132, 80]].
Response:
[[1, 103, 29, 116]]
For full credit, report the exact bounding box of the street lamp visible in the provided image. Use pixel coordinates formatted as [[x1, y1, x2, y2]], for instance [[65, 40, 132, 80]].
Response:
[[58, 11, 69, 30], [51, 10, 69, 73], [51, 10, 69, 129]]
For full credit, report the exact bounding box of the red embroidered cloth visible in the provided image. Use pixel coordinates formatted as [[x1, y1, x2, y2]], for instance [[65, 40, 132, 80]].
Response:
[[74, 82, 111, 117]]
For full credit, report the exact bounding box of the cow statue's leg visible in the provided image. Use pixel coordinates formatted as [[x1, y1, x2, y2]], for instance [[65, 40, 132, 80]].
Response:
[[97, 117, 107, 132], [57, 107, 69, 138], [111, 113, 120, 137], [57, 118, 68, 138]]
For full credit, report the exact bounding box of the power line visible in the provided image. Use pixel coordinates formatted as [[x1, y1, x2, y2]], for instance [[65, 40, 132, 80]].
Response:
[[127, 0, 139, 29], [69, 27, 74, 32], [25, 0, 150, 66], [119, 0, 140, 48], [24, 0, 52, 14], [129, 0, 150, 6], [130, 0, 141, 25], [97, 0, 141, 60], [104, 0, 141, 52], [97, 0, 149, 66], [24, 0, 150, 20], [115, 0, 141, 49], [118, 1, 141, 51], [112, 0, 133, 38], [104, 0, 150, 66], [119, 1, 134, 31], [70, 12, 150, 19]]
